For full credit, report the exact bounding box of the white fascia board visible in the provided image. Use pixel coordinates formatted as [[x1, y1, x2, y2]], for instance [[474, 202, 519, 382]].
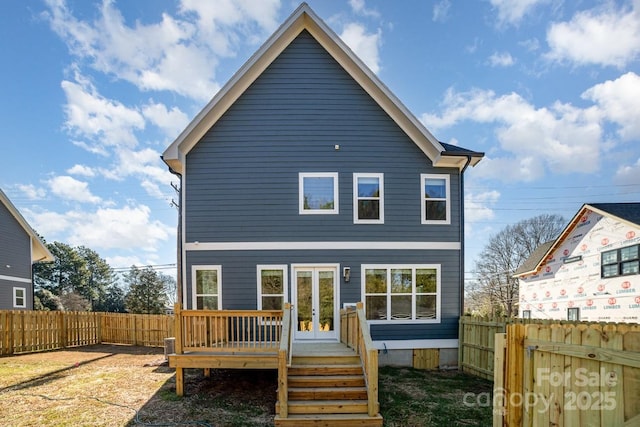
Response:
[[0, 188, 54, 263], [185, 241, 461, 251]]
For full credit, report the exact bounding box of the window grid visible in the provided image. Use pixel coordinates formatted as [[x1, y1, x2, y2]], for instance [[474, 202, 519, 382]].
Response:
[[363, 265, 440, 323], [13, 287, 26, 308]]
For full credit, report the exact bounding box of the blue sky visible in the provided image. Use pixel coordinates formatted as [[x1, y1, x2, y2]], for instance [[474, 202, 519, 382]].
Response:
[[1, 0, 639, 281]]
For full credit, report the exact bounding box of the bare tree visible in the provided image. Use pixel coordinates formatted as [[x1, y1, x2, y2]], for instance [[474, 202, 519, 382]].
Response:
[[467, 214, 566, 317]]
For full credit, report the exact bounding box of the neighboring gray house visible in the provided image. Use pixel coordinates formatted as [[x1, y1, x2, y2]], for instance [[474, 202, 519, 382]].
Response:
[[162, 3, 483, 366], [0, 188, 54, 310]]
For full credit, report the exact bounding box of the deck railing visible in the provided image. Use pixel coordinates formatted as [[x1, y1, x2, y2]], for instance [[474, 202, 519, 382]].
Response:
[[173, 304, 283, 353], [340, 302, 379, 417], [277, 303, 293, 418]]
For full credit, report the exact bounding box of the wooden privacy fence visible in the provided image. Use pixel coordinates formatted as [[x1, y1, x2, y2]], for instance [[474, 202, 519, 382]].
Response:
[[0, 310, 174, 355], [459, 316, 509, 380], [493, 322, 640, 427]]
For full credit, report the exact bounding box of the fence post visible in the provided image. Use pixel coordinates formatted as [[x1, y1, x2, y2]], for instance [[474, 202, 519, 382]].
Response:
[[4, 311, 13, 355], [458, 317, 464, 371]]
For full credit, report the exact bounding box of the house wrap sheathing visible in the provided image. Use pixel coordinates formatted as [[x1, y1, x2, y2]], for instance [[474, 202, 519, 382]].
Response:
[[516, 204, 640, 323]]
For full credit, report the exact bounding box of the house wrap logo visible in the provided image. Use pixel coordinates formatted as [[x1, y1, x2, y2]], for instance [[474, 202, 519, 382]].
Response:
[[601, 238, 609, 246], [606, 297, 620, 309], [617, 281, 635, 295], [626, 231, 636, 240]]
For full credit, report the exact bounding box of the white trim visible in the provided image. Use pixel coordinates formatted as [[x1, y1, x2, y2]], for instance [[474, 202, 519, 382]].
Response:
[[191, 265, 222, 310], [353, 173, 384, 224], [421, 174, 451, 225], [0, 274, 32, 284], [291, 263, 340, 341], [0, 188, 54, 263], [185, 241, 460, 251], [13, 287, 26, 308], [373, 339, 458, 350], [299, 172, 339, 215], [361, 264, 441, 323], [256, 265, 289, 310]]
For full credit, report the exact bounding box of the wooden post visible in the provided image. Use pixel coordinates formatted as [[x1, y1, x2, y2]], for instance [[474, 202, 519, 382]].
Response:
[[174, 303, 182, 354], [175, 367, 184, 396], [492, 333, 506, 427], [203, 368, 210, 377], [458, 316, 464, 371]]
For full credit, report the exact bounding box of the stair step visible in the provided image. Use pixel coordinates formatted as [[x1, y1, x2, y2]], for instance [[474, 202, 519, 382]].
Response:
[[274, 413, 383, 427], [288, 375, 365, 388], [279, 399, 369, 414], [291, 355, 361, 365], [288, 364, 362, 376], [289, 386, 368, 400]]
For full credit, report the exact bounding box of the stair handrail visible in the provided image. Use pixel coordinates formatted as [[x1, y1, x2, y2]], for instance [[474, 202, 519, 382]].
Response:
[[277, 303, 293, 418], [355, 302, 379, 417]]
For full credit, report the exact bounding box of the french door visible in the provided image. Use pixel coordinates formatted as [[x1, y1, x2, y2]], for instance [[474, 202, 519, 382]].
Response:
[[293, 265, 338, 340]]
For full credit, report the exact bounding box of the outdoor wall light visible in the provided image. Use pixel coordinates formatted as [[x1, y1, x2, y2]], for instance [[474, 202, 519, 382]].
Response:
[[343, 267, 351, 282]]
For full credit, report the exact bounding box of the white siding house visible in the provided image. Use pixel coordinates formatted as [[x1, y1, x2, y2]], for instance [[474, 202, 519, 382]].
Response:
[[515, 203, 640, 323]]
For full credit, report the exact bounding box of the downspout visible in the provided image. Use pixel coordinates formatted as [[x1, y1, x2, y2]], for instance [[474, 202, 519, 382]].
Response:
[[163, 157, 183, 308], [459, 155, 473, 317]]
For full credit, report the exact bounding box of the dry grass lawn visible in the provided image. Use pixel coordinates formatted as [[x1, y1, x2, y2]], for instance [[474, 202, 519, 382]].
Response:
[[0, 345, 493, 426]]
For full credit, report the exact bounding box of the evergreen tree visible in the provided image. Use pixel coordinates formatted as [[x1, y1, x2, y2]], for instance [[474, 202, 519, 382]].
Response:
[[124, 266, 169, 314]]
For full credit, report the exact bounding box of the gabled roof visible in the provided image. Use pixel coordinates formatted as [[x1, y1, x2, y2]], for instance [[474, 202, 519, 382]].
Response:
[[514, 202, 640, 277], [162, 2, 483, 174], [0, 188, 54, 263]]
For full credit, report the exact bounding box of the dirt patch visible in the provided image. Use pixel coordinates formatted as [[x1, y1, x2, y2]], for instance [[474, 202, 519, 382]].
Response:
[[0, 344, 276, 426]]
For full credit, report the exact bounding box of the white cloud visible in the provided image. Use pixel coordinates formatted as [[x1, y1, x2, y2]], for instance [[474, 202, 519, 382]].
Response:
[[490, 0, 549, 26], [349, 0, 380, 18], [66, 204, 172, 251], [26, 204, 173, 255], [67, 164, 96, 177], [62, 73, 145, 150], [17, 184, 46, 200], [340, 22, 382, 74], [47, 175, 101, 204], [422, 87, 603, 181], [488, 51, 515, 67], [582, 72, 640, 140], [615, 157, 640, 185], [464, 189, 500, 237], [433, 0, 452, 22], [45, 0, 281, 101], [546, 4, 640, 68], [142, 102, 190, 138]]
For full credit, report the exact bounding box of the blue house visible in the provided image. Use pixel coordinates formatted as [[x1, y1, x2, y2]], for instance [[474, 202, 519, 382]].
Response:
[[0, 188, 54, 310], [163, 3, 482, 370]]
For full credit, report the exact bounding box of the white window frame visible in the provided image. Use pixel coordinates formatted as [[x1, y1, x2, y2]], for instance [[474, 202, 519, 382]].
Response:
[[13, 287, 26, 308], [421, 174, 451, 225], [353, 173, 384, 224], [361, 264, 441, 324], [299, 172, 339, 215], [192, 265, 222, 310], [257, 265, 289, 311]]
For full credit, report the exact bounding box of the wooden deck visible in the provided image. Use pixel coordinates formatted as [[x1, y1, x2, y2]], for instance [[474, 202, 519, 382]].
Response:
[[168, 303, 381, 426]]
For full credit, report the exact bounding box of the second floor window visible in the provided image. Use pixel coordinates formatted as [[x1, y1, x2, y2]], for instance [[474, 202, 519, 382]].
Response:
[[421, 174, 450, 224], [353, 173, 384, 224], [602, 244, 639, 278], [299, 173, 339, 214]]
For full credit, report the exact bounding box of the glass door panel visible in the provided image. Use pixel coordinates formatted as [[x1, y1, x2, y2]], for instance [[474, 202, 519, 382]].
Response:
[[293, 266, 337, 340], [296, 271, 313, 335]]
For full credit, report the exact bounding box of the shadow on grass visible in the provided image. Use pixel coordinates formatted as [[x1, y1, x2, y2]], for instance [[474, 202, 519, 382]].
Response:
[[0, 352, 117, 393], [128, 368, 278, 427]]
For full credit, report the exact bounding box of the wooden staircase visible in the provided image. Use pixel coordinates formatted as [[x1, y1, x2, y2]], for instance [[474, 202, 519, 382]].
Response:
[[274, 343, 382, 427]]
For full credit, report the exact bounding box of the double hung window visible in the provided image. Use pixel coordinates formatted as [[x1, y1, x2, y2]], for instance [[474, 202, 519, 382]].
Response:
[[13, 287, 26, 308], [353, 173, 384, 224], [193, 266, 221, 309], [257, 265, 287, 310], [421, 174, 450, 224]]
